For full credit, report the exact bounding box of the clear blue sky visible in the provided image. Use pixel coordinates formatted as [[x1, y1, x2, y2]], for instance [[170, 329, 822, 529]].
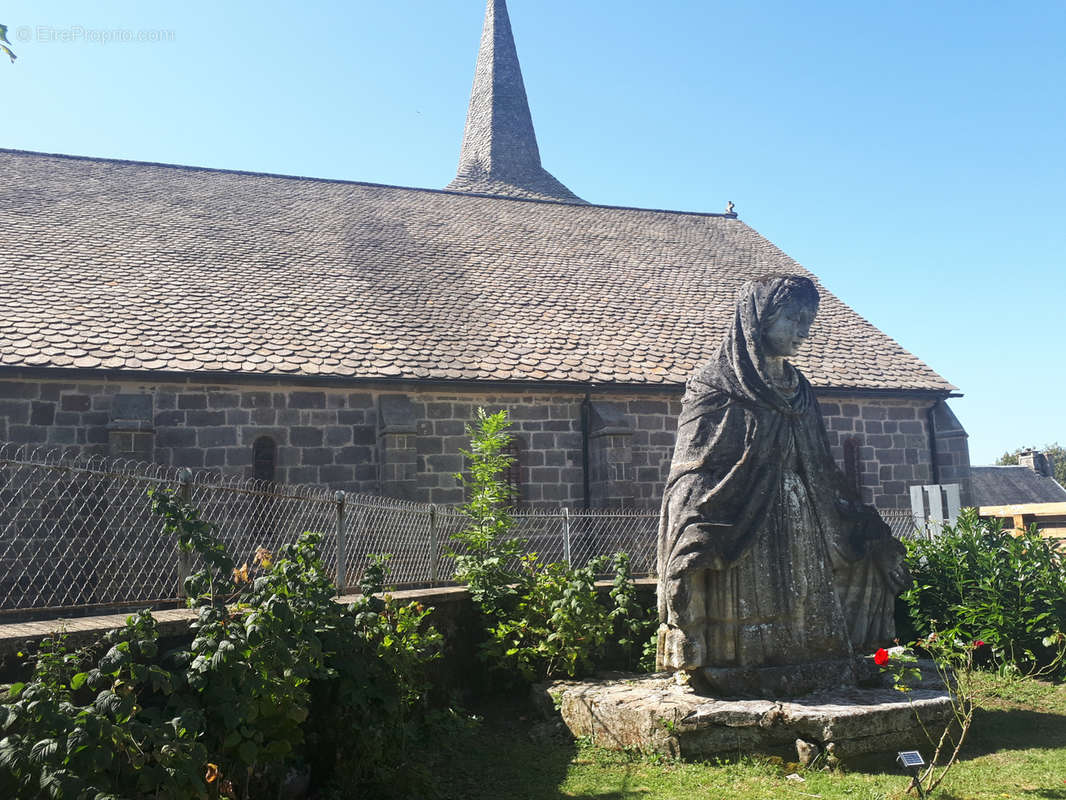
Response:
[[3, 0, 1064, 466]]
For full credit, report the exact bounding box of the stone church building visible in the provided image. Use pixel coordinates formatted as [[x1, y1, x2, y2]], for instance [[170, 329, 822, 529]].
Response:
[[0, 0, 971, 511]]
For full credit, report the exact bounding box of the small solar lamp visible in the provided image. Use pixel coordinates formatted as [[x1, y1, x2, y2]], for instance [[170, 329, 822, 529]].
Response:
[[896, 750, 926, 798]]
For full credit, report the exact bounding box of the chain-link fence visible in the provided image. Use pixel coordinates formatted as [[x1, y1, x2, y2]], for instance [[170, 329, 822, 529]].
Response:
[[0, 445, 660, 615], [0, 443, 928, 616], [882, 508, 937, 541], [0, 444, 343, 616]]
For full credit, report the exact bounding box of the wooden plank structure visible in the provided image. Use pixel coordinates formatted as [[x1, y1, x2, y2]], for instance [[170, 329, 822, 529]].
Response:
[[978, 502, 1066, 542]]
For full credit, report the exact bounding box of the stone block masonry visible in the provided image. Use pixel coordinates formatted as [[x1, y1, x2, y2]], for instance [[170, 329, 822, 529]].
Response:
[[0, 380, 381, 495], [818, 394, 940, 510], [0, 377, 959, 510]]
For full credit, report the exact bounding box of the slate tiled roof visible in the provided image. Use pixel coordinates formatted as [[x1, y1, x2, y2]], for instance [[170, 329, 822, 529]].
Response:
[[0, 148, 954, 392], [971, 467, 1066, 505]]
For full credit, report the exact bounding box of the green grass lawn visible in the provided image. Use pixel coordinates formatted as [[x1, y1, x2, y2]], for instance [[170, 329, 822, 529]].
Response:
[[430, 674, 1066, 800]]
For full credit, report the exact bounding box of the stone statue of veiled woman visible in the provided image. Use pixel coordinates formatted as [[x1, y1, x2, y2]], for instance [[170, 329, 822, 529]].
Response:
[[656, 274, 909, 696]]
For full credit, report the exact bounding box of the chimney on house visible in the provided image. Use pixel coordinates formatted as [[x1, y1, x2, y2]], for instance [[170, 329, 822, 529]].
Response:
[[1018, 448, 1053, 478]]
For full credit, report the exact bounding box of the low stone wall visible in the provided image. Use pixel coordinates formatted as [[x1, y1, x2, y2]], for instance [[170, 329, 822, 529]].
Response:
[[0, 582, 953, 763], [0, 586, 476, 687], [0, 581, 658, 692]]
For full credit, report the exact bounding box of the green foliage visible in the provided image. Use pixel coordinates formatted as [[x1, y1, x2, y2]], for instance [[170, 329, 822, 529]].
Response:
[[485, 552, 659, 681], [451, 408, 656, 682], [449, 408, 526, 616], [0, 25, 16, 63], [995, 451, 1019, 465], [485, 555, 611, 680], [0, 614, 209, 800], [890, 557, 1045, 792], [902, 507, 1066, 670], [607, 552, 659, 673], [1, 490, 444, 799], [318, 553, 446, 797]]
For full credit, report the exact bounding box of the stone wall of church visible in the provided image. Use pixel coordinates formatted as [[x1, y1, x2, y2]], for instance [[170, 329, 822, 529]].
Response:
[[0, 376, 961, 511], [817, 395, 937, 510], [0, 377, 676, 506]]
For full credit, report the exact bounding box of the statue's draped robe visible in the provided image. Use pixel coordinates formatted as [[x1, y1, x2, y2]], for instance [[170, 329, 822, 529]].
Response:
[[657, 282, 905, 672]]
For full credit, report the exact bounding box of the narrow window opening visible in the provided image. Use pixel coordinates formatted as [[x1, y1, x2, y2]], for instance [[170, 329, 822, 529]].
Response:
[[504, 437, 522, 507], [843, 436, 862, 494], [253, 436, 277, 483]]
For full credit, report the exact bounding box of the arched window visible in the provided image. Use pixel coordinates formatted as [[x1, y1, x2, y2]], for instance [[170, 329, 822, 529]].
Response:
[[252, 436, 277, 483], [842, 436, 862, 494]]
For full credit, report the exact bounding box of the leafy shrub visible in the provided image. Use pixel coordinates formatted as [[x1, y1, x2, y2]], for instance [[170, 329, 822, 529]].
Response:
[[484, 554, 612, 680], [449, 408, 526, 618], [607, 552, 659, 673], [902, 508, 1066, 670], [0, 491, 444, 799], [451, 408, 657, 683], [482, 551, 658, 681], [0, 612, 208, 800]]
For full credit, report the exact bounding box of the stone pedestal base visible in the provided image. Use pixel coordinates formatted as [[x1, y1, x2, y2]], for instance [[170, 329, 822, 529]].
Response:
[[537, 672, 954, 762], [698, 658, 856, 698]]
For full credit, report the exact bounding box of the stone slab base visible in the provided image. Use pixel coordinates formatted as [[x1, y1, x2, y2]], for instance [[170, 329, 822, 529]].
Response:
[[537, 672, 954, 762], [698, 658, 856, 698]]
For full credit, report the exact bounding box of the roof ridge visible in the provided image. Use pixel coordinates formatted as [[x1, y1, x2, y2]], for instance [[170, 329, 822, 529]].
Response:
[[0, 147, 738, 219]]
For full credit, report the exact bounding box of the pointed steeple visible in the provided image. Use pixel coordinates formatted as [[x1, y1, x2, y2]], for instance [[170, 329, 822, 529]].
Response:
[[447, 0, 585, 203]]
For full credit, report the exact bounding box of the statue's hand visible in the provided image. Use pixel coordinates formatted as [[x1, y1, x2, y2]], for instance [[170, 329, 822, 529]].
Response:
[[866, 536, 910, 593], [836, 498, 892, 541]]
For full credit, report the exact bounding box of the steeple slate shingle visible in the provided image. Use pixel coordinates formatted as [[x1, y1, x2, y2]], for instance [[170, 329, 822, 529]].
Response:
[[446, 0, 585, 204]]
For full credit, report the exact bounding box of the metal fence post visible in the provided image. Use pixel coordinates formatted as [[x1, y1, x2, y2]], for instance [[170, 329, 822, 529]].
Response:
[[335, 491, 347, 595], [176, 468, 193, 598], [561, 506, 571, 567], [428, 503, 439, 584]]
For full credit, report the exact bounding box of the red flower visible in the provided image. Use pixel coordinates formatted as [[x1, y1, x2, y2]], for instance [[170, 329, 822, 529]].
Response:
[[974, 640, 985, 648], [873, 648, 890, 666]]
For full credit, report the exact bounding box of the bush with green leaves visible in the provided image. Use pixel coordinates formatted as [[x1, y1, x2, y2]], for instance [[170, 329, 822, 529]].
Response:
[[902, 507, 1066, 670], [449, 408, 526, 618], [451, 407, 657, 682], [0, 490, 444, 800], [0, 612, 208, 800], [483, 551, 658, 681]]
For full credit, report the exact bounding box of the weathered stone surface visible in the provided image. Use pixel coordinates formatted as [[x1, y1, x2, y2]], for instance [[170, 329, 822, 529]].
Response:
[[446, 0, 584, 203], [697, 658, 856, 699], [540, 673, 953, 761], [795, 738, 820, 766], [657, 276, 909, 693]]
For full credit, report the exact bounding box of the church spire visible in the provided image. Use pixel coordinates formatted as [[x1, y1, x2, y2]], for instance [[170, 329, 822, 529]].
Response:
[[446, 0, 585, 204]]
